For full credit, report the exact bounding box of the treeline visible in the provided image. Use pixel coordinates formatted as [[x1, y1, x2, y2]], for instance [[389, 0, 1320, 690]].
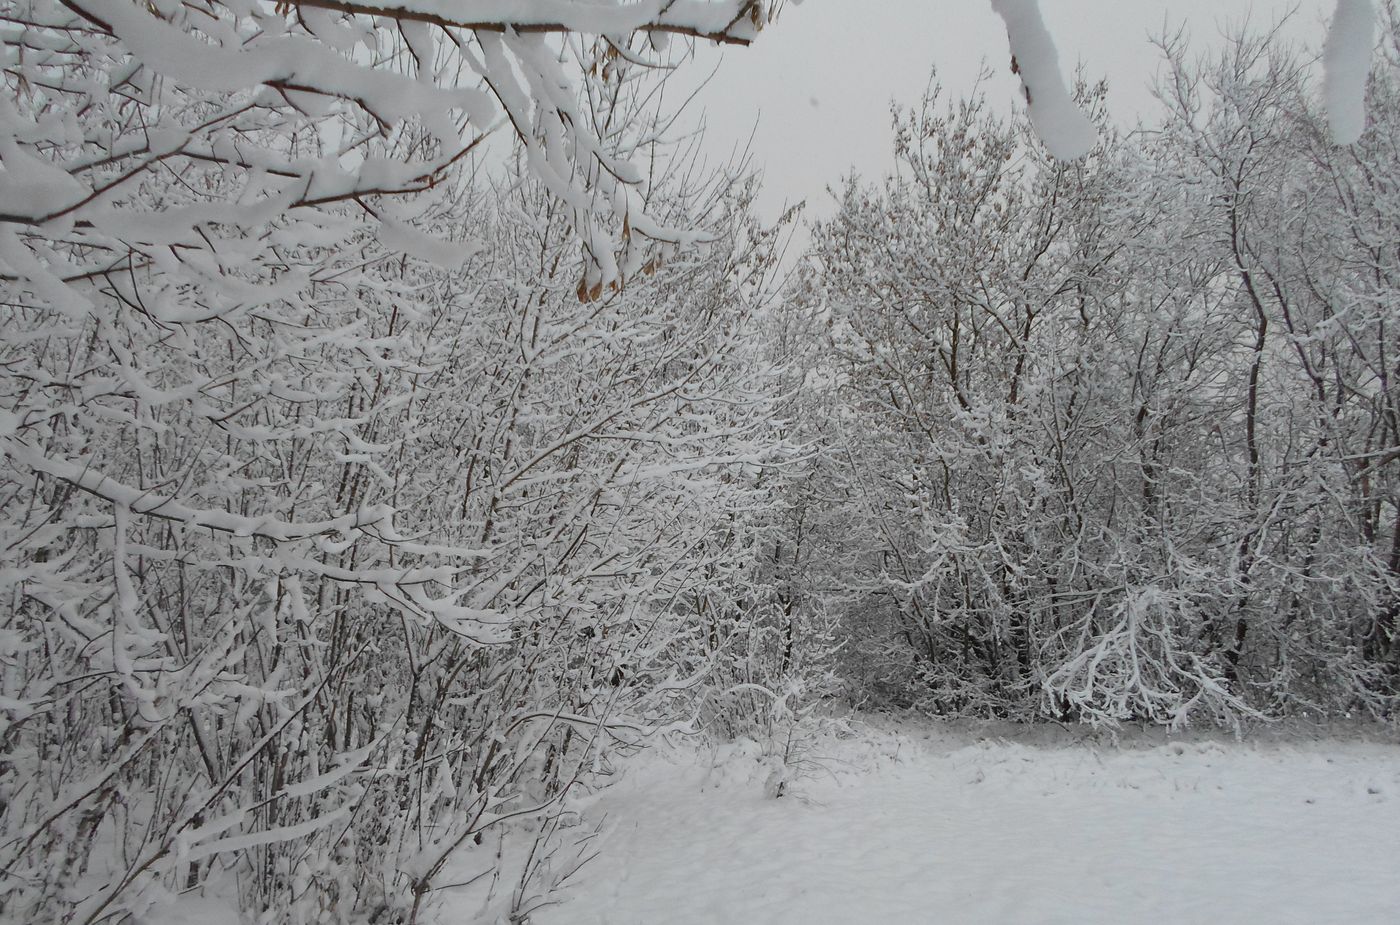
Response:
[[782, 26, 1400, 725], [1, 5, 1397, 924]]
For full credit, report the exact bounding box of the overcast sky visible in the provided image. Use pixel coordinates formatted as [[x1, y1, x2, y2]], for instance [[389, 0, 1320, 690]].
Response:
[[678, 0, 1336, 234]]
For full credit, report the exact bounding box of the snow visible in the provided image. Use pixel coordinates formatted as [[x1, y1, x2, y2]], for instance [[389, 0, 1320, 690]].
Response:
[[495, 722, 1400, 924], [377, 219, 480, 269], [0, 136, 88, 222], [991, 0, 1099, 161], [86, 0, 496, 128], [1324, 0, 1376, 145]]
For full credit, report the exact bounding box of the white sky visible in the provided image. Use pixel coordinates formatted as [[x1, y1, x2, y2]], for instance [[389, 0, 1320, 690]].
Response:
[[677, 0, 1336, 233]]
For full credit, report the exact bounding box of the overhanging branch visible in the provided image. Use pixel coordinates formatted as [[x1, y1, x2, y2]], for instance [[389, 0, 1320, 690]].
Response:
[[285, 0, 762, 45]]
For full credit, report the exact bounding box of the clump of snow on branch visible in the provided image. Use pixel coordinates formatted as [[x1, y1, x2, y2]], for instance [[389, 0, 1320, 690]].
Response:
[[990, 0, 1098, 160], [995, 0, 1380, 154], [1324, 0, 1377, 144]]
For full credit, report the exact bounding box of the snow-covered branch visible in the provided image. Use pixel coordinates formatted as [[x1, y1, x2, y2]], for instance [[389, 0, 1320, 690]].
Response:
[[286, 0, 769, 44]]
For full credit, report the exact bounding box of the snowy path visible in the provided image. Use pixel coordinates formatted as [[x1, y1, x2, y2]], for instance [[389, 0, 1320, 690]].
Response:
[[533, 726, 1400, 924]]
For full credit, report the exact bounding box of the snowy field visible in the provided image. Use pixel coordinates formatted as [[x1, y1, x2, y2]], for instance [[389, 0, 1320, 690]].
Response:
[[469, 721, 1400, 925]]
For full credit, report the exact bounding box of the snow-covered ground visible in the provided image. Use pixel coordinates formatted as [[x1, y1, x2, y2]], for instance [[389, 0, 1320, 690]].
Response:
[[492, 721, 1400, 925]]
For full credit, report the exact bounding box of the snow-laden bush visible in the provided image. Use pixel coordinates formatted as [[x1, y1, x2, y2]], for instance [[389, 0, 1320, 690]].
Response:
[[0, 3, 811, 920], [791, 19, 1400, 727]]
